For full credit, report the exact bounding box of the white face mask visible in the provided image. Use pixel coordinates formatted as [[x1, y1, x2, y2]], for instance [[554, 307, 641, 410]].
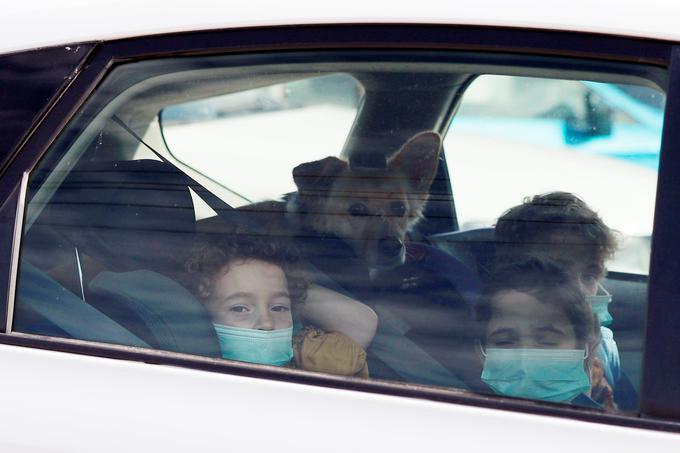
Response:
[[587, 284, 613, 326]]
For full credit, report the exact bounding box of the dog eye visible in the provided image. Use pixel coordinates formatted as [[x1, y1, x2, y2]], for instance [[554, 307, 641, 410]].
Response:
[[390, 201, 406, 217], [348, 203, 369, 217]]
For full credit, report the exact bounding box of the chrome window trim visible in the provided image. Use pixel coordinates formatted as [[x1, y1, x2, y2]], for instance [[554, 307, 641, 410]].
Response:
[[6, 171, 28, 334]]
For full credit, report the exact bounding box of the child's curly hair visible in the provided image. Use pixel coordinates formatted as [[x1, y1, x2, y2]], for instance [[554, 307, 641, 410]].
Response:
[[495, 191, 619, 267], [186, 228, 308, 304]]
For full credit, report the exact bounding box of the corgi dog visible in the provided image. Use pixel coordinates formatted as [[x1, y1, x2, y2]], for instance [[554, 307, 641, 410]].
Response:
[[287, 131, 442, 271]]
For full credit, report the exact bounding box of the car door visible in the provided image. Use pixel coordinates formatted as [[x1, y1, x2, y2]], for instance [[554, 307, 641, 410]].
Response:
[[0, 25, 679, 452]]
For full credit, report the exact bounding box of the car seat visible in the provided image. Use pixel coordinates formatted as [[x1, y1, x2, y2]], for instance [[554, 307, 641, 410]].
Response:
[[15, 260, 149, 348], [88, 269, 221, 356], [26, 159, 198, 278], [18, 158, 221, 356], [428, 227, 497, 282]]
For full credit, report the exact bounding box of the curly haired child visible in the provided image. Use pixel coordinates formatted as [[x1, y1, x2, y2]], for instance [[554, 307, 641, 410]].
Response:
[[186, 228, 376, 377]]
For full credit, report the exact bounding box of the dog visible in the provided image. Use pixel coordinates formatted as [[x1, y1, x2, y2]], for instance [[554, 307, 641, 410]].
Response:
[[286, 131, 442, 272]]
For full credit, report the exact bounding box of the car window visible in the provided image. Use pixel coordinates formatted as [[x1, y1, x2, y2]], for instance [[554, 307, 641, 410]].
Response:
[[160, 74, 363, 207], [444, 75, 664, 275], [12, 51, 665, 416]]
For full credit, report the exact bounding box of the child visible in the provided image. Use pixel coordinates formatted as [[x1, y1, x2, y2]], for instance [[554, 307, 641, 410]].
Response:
[[185, 229, 376, 377], [494, 192, 622, 397], [476, 258, 614, 409]]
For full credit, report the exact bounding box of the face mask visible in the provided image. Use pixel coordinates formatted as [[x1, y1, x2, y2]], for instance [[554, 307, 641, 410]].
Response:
[[213, 323, 293, 367], [587, 284, 613, 326], [481, 348, 591, 403]]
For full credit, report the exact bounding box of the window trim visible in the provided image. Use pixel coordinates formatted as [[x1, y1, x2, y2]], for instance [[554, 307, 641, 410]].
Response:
[[5, 172, 28, 334], [642, 45, 680, 421], [1, 24, 678, 431]]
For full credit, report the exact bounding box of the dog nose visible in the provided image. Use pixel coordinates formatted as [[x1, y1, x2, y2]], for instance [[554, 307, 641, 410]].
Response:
[[378, 237, 404, 257]]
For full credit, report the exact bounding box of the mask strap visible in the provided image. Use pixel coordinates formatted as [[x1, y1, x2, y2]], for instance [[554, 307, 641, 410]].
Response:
[[598, 283, 611, 297], [477, 341, 487, 357]]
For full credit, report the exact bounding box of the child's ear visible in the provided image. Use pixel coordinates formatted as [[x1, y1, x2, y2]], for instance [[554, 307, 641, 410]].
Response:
[[475, 340, 487, 366], [197, 278, 212, 299], [388, 131, 442, 192], [586, 342, 598, 364]]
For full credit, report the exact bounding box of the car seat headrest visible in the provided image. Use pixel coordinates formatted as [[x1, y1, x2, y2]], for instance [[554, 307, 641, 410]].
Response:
[[33, 159, 197, 275]]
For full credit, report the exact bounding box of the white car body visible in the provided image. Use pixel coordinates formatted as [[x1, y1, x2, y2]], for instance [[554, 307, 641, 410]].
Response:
[[3, 0, 680, 54], [4, 343, 679, 453], [2, 1, 679, 451]]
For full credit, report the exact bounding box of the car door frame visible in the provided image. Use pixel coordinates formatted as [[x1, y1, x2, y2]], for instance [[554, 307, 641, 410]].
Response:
[[0, 24, 679, 432]]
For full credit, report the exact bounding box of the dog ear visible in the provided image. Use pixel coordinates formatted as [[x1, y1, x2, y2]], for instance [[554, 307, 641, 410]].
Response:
[[292, 156, 347, 193], [388, 131, 442, 192]]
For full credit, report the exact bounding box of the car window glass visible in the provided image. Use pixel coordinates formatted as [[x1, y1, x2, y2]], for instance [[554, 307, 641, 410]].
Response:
[[444, 75, 664, 274], [13, 52, 664, 416], [160, 74, 363, 207]]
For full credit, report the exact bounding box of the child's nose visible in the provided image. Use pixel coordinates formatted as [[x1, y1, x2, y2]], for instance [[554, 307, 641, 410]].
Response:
[[519, 339, 536, 350], [254, 311, 275, 331]]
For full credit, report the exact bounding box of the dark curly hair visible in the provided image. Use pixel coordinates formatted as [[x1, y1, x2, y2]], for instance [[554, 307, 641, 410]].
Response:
[[476, 257, 600, 350], [494, 192, 618, 269], [185, 227, 308, 305]]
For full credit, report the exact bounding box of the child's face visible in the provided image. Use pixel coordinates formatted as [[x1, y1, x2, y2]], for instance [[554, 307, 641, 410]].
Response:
[[206, 259, 293, 330], [528, 244, 605, 296], [544, 254, 603, 296], [485, 289, 578, 350]]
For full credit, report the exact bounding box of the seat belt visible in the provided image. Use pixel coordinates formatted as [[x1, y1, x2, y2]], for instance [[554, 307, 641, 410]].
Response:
[[370, 303, 468, 389]]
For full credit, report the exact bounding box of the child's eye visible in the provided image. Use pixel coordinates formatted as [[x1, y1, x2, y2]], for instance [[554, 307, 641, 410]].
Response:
[[583, 274, 599, 283], [489, 338, 515, 347], [229, 305, 249, 313], [271, 305, 290, 313]]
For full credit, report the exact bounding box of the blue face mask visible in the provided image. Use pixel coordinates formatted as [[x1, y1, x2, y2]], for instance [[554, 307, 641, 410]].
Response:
[[587, 284, 613, 326], [213, 323, 293, 367], [481, 348, 591, 403]]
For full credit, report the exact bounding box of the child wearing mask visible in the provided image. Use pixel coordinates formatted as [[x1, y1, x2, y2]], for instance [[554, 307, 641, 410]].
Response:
[[476, 258, 614, 409], [494, 192, 627, 405], [185, 230, 375, 377]]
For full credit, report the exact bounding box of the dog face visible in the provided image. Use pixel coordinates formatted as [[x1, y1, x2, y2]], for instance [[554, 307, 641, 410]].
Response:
[[291, 131, 442, 270]]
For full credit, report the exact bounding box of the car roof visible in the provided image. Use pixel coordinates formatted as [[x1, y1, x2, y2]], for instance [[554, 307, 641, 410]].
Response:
[[3, 0, 680, 55]]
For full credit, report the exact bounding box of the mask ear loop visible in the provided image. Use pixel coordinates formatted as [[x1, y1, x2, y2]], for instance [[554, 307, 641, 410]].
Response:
[[582, 345, 593, 386], [598, 282, 611, 298], [476, 340, 487, 357]]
